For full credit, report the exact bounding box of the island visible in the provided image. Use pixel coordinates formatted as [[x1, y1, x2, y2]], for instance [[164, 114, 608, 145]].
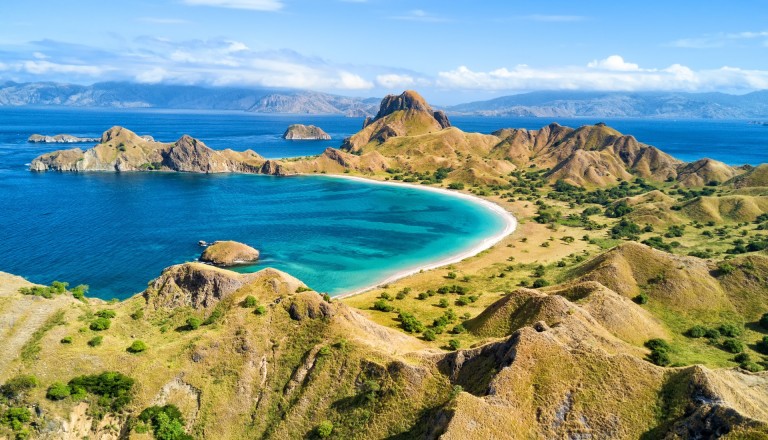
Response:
[[282, 124, 331, 140], [199, 240, 260, 266], [28, 134, 100, 143], [5, 89, 768, 440]]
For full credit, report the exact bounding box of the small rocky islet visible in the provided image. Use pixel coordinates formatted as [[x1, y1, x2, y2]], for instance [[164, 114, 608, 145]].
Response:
[[282, 124, 331, 140], [199, 241, 260, 266]]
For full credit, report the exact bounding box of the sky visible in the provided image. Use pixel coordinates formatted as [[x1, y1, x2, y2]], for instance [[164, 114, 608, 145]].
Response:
[[1, 0, 768, 104]]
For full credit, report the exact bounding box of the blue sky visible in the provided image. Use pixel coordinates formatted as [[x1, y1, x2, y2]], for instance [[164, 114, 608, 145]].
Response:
[[1, 0, 767, 104]]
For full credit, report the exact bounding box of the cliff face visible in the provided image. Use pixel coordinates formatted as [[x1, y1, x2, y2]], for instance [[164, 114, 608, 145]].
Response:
[[282, 124, 331, 140]]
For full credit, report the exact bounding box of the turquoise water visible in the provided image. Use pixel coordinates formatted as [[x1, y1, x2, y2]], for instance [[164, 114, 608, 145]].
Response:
[[1, 107, 766, 299], [0, 109, 506, 298]]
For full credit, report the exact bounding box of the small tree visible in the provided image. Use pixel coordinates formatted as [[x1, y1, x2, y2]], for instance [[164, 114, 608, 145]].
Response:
[[89, 317, 111, 331], [448, 339, 461, 350], [316, 420, 334, 438], [722, 338, 744, 354], [127, 340, 148, 353], [687, 325, 707, 338], [46, 382, 71, 400], [243, 295, 258, 308], [186, 317, 202, 330]]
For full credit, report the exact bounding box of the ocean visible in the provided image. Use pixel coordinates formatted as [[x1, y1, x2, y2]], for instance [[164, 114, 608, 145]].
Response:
[[0, 107, 766, 299]]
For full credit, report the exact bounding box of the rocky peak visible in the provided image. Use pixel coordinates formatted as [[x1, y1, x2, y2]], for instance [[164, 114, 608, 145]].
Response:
[[99, 126, 144, 144], [369, 90, 451, 129]]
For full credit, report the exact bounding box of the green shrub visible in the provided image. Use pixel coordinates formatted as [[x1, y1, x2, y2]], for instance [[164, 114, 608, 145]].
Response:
[[704, 328, 721, 339], [89, 317, 111, 331], [644, 339, 671, 352], [451, 324, 466, 334], [734, 353, 751, 363], [717, 261, 736, 275], [741, 362, 764, 372], [127, 340, 148, 354], [316, 420, 334, 438], [648, 349, 671, 366], [687, 325, 707, 338], [71, 284, 88, 300], [130, 309, 144, 320], [532, 278, 549, 288], [448, 182, 465, 190], [719, 323, 742, 338], [203, 307, 223, 326], [398, 312, 425, 333], [372, 299, 393, 312], [318, 346, 332, 356], [243, 295, 258, 308], [634, 293, 649, 305], [67, 371, 134, 411], [456, 296, 470, 306], [186, 317, 202, 330], [254, 305, 267, 315], [448, 339, 461, 350], [438, 298, 450, 308], [417, 292, 429, 300], [760, 312, 768, 329], [60, 336, 73, 344], [139, 405, 192, 440], [46, 382, 71, 400], [722, 338, 744, 353], [87, 336, 103, 347], [0, 375, 38, 400], [95, 310, 116, 319], [423, 329, 437, 341]]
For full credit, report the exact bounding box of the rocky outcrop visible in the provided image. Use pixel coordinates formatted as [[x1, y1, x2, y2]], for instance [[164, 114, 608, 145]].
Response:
[[200, 241, 260, 266], [30, 126, 265, 173], [341, 90, 452, 152], [143, 263, 251, 310], [28, 134, 100, 143], [282, 124, 331, 140]]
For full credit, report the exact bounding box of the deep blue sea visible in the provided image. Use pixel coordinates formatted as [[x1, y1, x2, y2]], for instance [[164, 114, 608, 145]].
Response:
[[0, 107, 766, 299]]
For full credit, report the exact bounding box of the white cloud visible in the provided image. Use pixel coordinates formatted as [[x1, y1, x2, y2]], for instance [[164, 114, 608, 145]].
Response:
[[22, 60, 109, 76], [587, 55, 640, 71], [376, 73, 415, 88], [181, 0, 283, 11], [436, 56, 768, 92]]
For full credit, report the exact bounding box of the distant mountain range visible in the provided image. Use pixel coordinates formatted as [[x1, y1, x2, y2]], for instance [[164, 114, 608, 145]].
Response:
[[2, 81, 768, 119], [0, 81, 380, 117], [444, 90, 768, 119]]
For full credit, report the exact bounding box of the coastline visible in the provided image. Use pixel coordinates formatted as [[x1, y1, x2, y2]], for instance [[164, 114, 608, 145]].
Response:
[[314, 174, 518, 300]]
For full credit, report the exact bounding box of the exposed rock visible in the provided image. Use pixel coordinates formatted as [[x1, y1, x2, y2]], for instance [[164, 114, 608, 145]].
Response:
[[282, 124, 331, 140], [143, 263, 250, 310], [28, 134, 99, 143], [200, 240, 260, 266]]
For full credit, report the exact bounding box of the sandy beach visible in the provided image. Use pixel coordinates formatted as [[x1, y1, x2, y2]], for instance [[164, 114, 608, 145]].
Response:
[[318, 174, 518, 299]]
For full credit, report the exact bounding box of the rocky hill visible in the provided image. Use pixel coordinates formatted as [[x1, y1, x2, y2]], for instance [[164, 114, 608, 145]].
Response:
[[0, 81, 379, 116], [31, 91, 752, 189]]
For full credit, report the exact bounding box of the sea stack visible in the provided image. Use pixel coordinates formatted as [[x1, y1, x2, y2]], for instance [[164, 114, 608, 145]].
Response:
[[199, 241, 260, 266], [282, 124, 331, 140]]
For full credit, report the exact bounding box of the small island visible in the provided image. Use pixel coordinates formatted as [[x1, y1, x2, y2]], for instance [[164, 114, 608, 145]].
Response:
[[199, 240, 260, 266], [28, 134, 100, 143], [282, 124, 331, 140]]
